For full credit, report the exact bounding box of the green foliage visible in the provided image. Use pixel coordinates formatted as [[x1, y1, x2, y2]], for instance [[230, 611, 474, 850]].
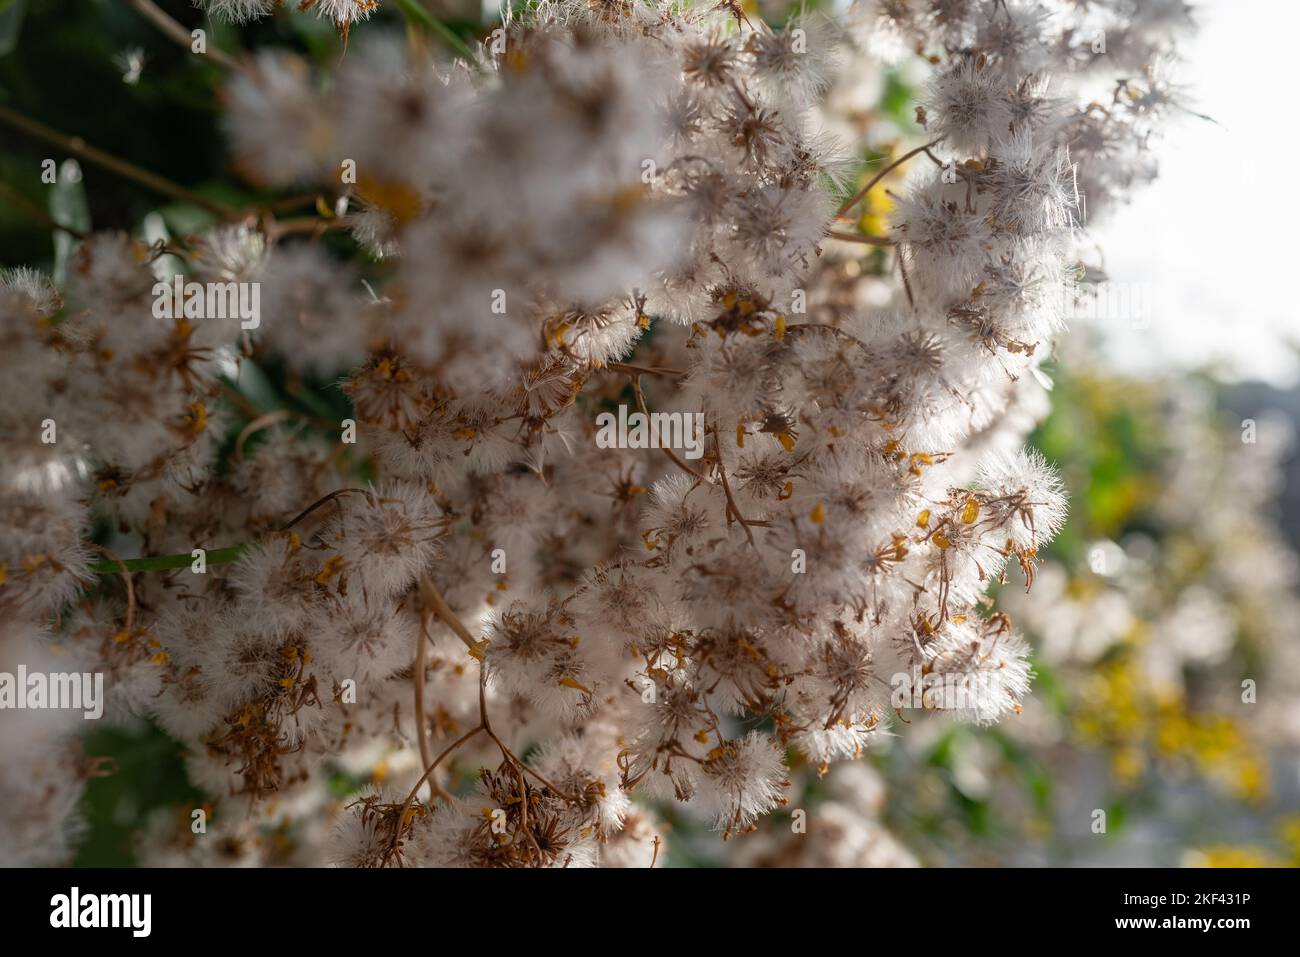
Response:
[[74, 722, 206, 867], [1029, 362, 1164, 562], [49, 159, 89, 282]]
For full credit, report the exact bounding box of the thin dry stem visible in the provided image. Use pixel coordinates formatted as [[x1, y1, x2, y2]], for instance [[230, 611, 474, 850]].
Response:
[[0, 104, 236, 218]]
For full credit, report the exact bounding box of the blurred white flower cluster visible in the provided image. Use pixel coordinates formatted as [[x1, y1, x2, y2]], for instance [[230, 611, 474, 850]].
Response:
[[0, 0, 1191, 866], [1001, 378, 1300, 807], [883, 370, 1300, 867]]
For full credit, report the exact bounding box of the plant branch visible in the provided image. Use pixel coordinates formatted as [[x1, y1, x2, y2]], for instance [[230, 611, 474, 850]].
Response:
[[233, 410, 295, 461], [485, 727, 582, 803], [629, 374, 707, 480], [783, 322, 874, 357], [127, 0, 239, 71], [0, 182, 87, 238], [826, 230, 894, 246], [263, 214, 353, 241], [417, 573, 482, 654], [712, 430, 756, 547], [280, 487, 369, 531], [835, 140, 941, 219], [608, 361, 687, 377], [394, 0, 479, 64], [92, 546, 136, 634], [383, 723, 484, 865], [413, 606, 455, 804], [0, 105, 236, 219]]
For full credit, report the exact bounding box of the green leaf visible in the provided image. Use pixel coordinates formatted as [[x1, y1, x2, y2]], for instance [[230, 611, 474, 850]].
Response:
[[74, 723, 206, 867], [87, 544, 249, 574], [49, 158, 90, 284], [0, 0, 26, 58], [225, 358, 285, 414], [394, 0, 479, 64], [881, 70, 919, 129], [157, 201, 219, 237]]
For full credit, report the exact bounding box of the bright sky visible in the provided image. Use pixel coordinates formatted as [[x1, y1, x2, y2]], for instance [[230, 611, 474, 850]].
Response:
[[1091, 0, 1300, 386]]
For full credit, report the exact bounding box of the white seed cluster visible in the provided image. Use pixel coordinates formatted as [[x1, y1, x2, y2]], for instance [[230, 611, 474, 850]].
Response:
[[0, 0, 1192, 866]]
